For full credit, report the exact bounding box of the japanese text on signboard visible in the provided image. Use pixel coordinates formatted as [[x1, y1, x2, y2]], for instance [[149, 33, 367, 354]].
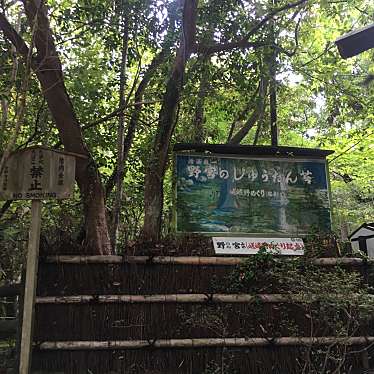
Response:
[[176, 154, 331, 235], [0, 147, 75, 201]]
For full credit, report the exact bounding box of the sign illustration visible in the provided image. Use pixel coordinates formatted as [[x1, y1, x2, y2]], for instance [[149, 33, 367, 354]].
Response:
[[175, 153, 331, 235]]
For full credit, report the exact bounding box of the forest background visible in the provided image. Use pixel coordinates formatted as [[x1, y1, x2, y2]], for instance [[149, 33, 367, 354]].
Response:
[[0, 0, 373, 267]]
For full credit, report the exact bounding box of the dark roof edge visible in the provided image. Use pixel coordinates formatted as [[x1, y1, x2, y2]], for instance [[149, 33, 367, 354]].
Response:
[[174, 143, 334, 158], [348, 223, 374, 239]]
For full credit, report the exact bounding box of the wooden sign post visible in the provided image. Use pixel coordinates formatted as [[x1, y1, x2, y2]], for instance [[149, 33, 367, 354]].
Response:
[[20, 199, 42, 374], [0, 146, 75, 374]]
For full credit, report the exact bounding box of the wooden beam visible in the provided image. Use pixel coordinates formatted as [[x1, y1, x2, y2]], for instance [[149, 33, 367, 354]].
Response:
[[173, 143, 334, 158], [38, 336, 374, 351], [20, 200, 42, 374], [336, 23, 374, 58], [44, 255, 368, 266]]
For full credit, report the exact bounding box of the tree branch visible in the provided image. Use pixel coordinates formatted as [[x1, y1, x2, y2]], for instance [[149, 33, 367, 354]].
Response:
[[0, 11, 30, 58], [226, 83, 260, 142], [182, 0, 198, 54], [229, 76, 269, 144], [105, 49, 168, 197], [196, 0, 308, 54], [83, 101, 160, 130], [0, 200, 12, 220], [16, 98, 46, 149], [196, 40, 261, 55], [0, 4, 36, 176]]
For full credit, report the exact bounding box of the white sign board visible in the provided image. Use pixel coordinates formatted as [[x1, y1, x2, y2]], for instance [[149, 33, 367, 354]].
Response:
[[213, 237, 305, 256], [0, 146, 75, 200]]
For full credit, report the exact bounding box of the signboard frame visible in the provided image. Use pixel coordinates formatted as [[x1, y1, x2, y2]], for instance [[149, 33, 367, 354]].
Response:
[[174, 148, 333, 237]]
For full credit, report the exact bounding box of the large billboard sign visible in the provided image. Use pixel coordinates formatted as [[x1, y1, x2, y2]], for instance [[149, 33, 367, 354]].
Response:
[[175, 153, 332, 235]]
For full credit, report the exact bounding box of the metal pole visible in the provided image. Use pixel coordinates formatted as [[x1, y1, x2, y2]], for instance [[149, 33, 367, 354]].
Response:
[[19, 199, 42, 374]]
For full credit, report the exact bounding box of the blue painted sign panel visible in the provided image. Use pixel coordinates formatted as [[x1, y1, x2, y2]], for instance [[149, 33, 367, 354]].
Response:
[[175, 153, 331, 235]]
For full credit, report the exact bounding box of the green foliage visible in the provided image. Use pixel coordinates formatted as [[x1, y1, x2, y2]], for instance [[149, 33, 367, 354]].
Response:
[[178, 247, 374, 372], [1, 0, 374, 252], [231, 249, 374, 371], [0, 202, 28, 282], [178, 247, 374, 374], [1, 2, 374, 371]]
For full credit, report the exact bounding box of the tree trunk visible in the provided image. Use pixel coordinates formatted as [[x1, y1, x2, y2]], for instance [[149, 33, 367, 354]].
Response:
[[142, 0, 198, 240], [269, 10, 278, 146], [142, 65, 184, 240], [105, 3, 178, 198], [105, 50, 168, 198], [192, 56, 210, 143], [226, 85, 260, 143], [20, 0, 111, 254], [111, 9, 129, 251], [228, 77, 268, 145]]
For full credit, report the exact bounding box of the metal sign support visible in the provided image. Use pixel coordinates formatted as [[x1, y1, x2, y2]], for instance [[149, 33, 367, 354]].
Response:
[[19, 200, 42, 374]]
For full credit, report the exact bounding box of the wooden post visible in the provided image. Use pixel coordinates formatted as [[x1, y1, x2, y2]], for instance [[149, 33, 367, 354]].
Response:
[[19, 200, 42, 374], [361, 349, 370, 370], [0, 147, 75, 373], [15, 270, 26, 373]]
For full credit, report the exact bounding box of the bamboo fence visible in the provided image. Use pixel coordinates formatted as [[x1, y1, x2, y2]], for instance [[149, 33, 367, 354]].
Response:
[[39, 336, 374, 351], [32, 255, 374, 373], [35, 293, 370, 305], [44, 255, 368, 266]]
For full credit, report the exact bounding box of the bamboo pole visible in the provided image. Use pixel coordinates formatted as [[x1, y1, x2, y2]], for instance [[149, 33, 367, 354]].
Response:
[[36, 293, 305, 304], [36, 293, 372, 305], [38, 336, 374, 351], [44, 255, 368, 266], [313, 257, 365, 266]]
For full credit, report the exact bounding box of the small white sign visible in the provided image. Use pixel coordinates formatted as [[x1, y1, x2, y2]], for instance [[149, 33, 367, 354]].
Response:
[[213, 237, 305, 256]]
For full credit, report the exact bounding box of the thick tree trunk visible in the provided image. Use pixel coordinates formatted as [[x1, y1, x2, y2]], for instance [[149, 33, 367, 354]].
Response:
[[143, 62, 184, 240], [142, 0, 198, 241], [37, 72, 111, 253], [1, 3, 112, 253], [22, 0, 111, 254]]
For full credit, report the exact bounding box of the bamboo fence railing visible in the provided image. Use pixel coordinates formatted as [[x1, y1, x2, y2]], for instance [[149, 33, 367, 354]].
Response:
[[44, 256, 369, 266], [38, 337, 374, 351], [35, 293, 371, 305]]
